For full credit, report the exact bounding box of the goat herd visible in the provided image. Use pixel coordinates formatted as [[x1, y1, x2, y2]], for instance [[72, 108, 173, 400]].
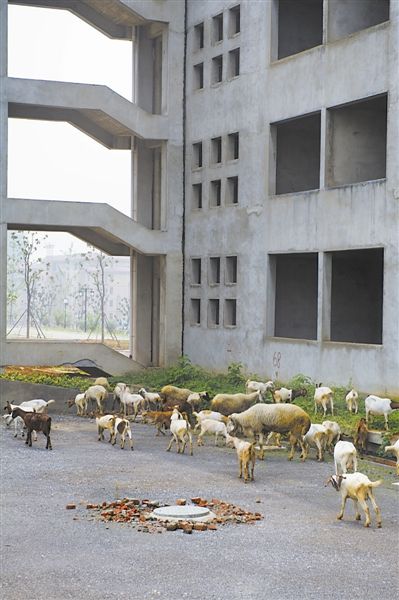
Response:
[[3, 376, 399, 530]]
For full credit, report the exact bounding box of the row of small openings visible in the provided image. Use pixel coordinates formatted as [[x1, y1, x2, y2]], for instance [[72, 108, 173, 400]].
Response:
[[193, 48, 240, 90], [193, 5, 240, 51], [191, 256, 238, 286], [192, 133, 239, 169], [272, 94, 387, 195], [192, 176, 238, 210], [272, 249, 383, 344], [276, 0, 389, 60], [191, 298, 237, 327]]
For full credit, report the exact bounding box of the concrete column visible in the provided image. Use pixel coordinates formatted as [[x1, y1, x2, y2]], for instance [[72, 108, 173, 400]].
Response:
[[319, 107, 327, 190], [159, 252, 182, 366], [265, 254, 276, 337], [319, 251, 332, 342], [0, 1, 8, 369]]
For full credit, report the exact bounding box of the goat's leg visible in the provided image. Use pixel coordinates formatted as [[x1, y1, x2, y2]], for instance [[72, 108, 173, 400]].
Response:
[[337, 494, 348, 521], [26, 428, 31, 446], [197, 434, 204, 446], [353, 499, 361, 520], [46, 432, 52, 450], [188, 433, 193, 456], [243, 461, 249, 483], [166, 435, 175, 452], [358, 497, 371, 527], [288, 433, 297, 460], [238, 458, 243, 479], [258, 433, 265, 460], [330, 401, 334, 416], [315, 437, 323, 462], [368, 491, 382, 528]]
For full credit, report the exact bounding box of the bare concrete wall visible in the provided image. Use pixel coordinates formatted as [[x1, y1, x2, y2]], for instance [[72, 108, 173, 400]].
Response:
[[327, 95, 387, 187], [328, 0, 389, 43], [274, 253, 318, 340]]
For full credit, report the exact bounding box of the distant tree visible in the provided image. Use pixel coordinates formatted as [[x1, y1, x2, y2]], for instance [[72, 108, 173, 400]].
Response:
[[10, 232, 49, 338], [81, 248, 114, 343]]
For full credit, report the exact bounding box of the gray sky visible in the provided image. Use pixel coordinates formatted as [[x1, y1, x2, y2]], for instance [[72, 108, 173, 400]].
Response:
[[8, 5, 133, 255]]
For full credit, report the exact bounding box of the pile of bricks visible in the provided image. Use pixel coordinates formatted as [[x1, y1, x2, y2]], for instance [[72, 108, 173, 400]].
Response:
[[67, 497, 263, 534]]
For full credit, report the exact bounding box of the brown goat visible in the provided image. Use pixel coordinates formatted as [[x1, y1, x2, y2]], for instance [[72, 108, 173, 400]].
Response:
[[11, 407, 52, 450], [354, 418, 368, 455], [142, 410, 173, 435]]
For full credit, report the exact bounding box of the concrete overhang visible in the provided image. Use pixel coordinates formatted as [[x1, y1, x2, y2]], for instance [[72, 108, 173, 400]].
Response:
[[8, 78, 168, 147], [9, 0, 168, 39], [6, 198, 171, 256]]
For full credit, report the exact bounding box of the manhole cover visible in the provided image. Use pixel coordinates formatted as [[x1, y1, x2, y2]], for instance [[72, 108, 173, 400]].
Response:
[[152, 505, 215, 522]]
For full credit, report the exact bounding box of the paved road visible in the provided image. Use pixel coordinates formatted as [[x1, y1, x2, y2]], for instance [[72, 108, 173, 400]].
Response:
[[1, 416, 398, 600]]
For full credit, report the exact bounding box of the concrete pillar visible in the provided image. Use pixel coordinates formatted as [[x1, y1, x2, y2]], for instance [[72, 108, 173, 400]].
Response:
[[0, 1, 8, 369], [319, 251, 332, 342], [319, 107, 327, 190], [159, 252, 183, 366]]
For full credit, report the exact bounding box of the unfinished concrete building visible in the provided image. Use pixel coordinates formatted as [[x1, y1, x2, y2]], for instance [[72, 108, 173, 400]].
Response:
[[1, 0, 398, 393]]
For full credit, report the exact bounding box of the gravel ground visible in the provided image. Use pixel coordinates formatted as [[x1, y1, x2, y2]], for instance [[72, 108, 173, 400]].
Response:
[[1, 415, 398, 600]]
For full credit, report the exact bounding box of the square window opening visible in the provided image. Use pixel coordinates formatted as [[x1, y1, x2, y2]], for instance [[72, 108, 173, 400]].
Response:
[[227, 132, 239, 160], [192, 142, 203, 168], [276, 0, 323, 60], [212, 55, 223, 84], [273, 253, 318, 340], [228, 48, 240, 77], [273, 112, 321, 194], [225, 256, 238, 283], [229, 5, 240, 36], [210, 180, 222, 207], [208, 299, 220, 326], [212, 13, 223, 43], [224, 299, 237, 327], [226, 176, 238, 205], [191, 258, 201, 285], [193, 63, 204, 90], [328, 0, 389, 43], [330, 249, 383, 344], [192, 183, 202, 209], [326, 94, 387, 188], [191, 299, 201, 325], [194, 22, 204, 50], [209, 257, 221, 284], [211, 137, 222, 164]]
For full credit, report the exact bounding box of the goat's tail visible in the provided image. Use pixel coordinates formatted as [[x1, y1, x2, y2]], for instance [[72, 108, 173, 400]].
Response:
[[46, 399, 56, 406], [369, 480, 383, 489]]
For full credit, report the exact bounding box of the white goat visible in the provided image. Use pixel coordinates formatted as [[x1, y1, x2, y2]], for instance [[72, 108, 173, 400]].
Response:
[[120, 390, 145, 420], [112, 382, 127, 410], [5, 399, 55, 414], [302, 424, 328, 462], [322, 420, 341, 453], [314, 386, 334, 416], [226, 434, 256, 483], [68, 393, 87, 416], [197, 419, 228, 446], [85, 385, 107, 414], [245, 380, 273, 399], [384, 439, 399, 475], [365, 395, 399, 431], [166, 408, 193, 455], [112, 417, 133, 450], [138, 388, 161, 410], [345, 389, 359, 414], [327, 473, 382, 528], [94, 377, 111, 390], [193, 410, 227, 428], [96, 414, 116, 442], [334, 440, 358, 475]]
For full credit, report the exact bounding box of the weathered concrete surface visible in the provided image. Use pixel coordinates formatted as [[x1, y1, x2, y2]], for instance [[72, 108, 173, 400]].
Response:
[[1, 416, 398, 600]]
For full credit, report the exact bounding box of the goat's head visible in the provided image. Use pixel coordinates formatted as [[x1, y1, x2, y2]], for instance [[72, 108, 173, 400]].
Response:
[[3, 401, 12, 414], [226, 415, 241, 436], [66, 398, 75, 408], [2, 413, 13, 427], [325, 474, 346, 491]]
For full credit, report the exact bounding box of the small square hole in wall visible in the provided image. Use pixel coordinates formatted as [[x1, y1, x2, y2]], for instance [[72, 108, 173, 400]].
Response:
[[191, 298, 201, 325], [224, 299, 237, 326], [192, 183, 202, 209], [226, 176, 238, 205], [211, 137, 222, 164], [194, 22, 204, 50], [227, 132, 239, 160], [228, 48, 240, 77], [212, 55, 223, 84], [193, 63, 204, 90], [210, 179, 222, 207], [208, 299, 220, 326], [191, 258, 201, 285], [192, 142, 203, 168], [212, 13, 223, 43], [229, 5, 240, 36], [225, 256, 238, 283], [209, 257, 221, 284]]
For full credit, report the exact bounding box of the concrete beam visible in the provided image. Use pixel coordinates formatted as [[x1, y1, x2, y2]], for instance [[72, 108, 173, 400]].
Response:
[[7, 78, 168, 143], [3, 339, 143, 375], [8, 1, 169, 38], [5, 198, 179, 256]]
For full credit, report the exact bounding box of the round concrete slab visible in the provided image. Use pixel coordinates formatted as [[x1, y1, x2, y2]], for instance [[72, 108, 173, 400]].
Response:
[[152, 505, 215, 522]]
